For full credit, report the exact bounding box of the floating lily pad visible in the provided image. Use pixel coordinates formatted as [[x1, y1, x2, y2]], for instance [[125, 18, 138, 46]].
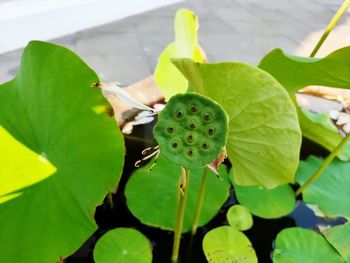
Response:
[[93, 228, 152, 263], [203, 226, 257, 263], [323, 222, 350, 262], [173, 59, 301, 189], [226, 205, 253, 231], [273, 227, 344, 263], [296, 156, 350, 218], [0, 41, 125, 263], [234, 183, 295, 219], [125, 155, 230, 232], [154, 9, 205, 100], [259, 48, 350, 160]]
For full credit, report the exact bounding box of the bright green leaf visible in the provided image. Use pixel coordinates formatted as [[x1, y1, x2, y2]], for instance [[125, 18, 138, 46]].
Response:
[[259, 48, 350, 160], [0, 41, 125, 263], [234, 183, 295, 219], [259, 48, 350, 95], [93, 228, 152, 263], [154, 9, 205, 100], [203, 226, 257, 263], [125, 155, 230, 232], [298, 109, 349, 157], [273, 227, 344, 263], [226, 205, 253, 231], [323, 222, 350, 262], [296, 156, 350, 218], [0, 127, 56, 203], [173, 59, 301, 188]]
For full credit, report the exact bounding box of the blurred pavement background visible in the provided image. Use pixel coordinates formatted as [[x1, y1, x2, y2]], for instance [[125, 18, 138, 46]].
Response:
[[0, 0, 349, 85]]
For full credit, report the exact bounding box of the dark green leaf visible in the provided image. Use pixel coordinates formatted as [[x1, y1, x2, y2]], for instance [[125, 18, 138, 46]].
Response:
[[125, 155, 230, 232], [273, 227, 344, 263], [93, 228, 152, 263], [0, 41, 125, 263], [296, 156, 350, 218], [226, 205, 253, 231], [323, 222, 350, 262], [234, 183, 295, 219]]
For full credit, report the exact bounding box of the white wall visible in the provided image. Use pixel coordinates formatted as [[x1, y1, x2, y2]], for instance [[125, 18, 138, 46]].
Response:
[[0, 0, 181, 54]]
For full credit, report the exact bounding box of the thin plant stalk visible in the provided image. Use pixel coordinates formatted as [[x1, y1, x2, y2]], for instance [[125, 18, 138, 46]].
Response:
[[310, 0, 350, 57], [296, 0, 350, 196], [171, 167, 191, 263], [191, 168, 209, 236], [296, 132, 350, 196]]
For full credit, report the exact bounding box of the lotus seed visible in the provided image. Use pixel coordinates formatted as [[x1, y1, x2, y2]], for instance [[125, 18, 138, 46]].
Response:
[[153, 92, 228, 169]]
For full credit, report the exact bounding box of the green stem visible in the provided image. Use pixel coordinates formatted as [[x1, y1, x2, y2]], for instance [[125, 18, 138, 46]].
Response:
[[296, 132, 350, 196], [171, 167, 190, 263], [191, 168, 209, 236], [310, 0, 350, 57]]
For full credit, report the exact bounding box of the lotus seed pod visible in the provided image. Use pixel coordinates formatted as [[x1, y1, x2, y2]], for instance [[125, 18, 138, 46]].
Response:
[[153, 92, 229, 169]]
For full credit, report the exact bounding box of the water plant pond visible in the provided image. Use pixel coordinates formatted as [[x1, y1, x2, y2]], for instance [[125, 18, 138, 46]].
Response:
[[1, 4, 350, 263], [65, 120, 346, 263]]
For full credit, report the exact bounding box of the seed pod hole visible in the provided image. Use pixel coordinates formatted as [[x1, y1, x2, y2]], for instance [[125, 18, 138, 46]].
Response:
[[166, 126, 175, 134], [190, 105, 199, 113], [186, 149, 194, 157], [189, 122, 197, 129], [202, 142, 209, 149], [208, 127, 215, 136], [203, 112, 212, 122], [171, 141, 179, 149], [187, 134, 194, 143], [176, 110, 184, 119]]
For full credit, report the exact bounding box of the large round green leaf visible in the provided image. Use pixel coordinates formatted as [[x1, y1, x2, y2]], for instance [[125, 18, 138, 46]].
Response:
[[323, 222, 350, 262], [234, 183, 296, 219], [226, 205, 253, 231], [203, 226, 257, 263], [93, 228, 152, 263], [173, 59, 301, 189], [259, 48, 350, 160], [0, 41, 125, 263], [273, 227, 344, 263], [154, 9, 205, 100], [296, 156, 350, 218], [125, 155, 230, 232]]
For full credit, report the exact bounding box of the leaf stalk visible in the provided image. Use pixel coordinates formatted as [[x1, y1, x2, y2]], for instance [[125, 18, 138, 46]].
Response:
[[310, 0, 350, 57], [191, 168, 209, 236], [296, 132, 350, 196], [171, 167, 190, 262]]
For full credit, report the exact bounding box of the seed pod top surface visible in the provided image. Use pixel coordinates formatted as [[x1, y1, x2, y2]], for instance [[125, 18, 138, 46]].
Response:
[[153, 92, 228, 169]]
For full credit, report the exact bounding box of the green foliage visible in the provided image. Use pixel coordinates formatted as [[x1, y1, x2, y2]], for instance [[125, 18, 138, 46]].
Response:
[[296, 156, 350, 218], [323, 222, 350, 262], [234, 183, 296, 219], [153, 92, 228, 168], [259, 48, 350, 160], [273, 227, 344, 263], [203, 226, 258, 263], [173, 59, 301, 188], [226, 205, 253, 231], [125, 155, 230, 232], [0, 41, 125, 263], [154, 9, 205, 100], [93, 228, 152, 263], [0, 127, 56, 204]]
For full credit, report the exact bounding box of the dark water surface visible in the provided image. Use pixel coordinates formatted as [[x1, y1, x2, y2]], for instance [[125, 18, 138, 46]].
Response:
[[66, 125, 345, 263]]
